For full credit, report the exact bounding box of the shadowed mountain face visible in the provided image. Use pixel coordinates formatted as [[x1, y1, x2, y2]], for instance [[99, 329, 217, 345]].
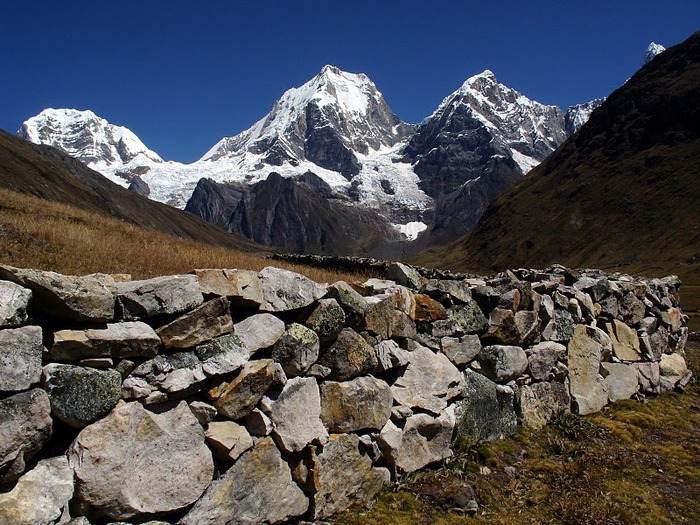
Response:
[[0, 130, 264, 252], [420, 30, 700, 279]]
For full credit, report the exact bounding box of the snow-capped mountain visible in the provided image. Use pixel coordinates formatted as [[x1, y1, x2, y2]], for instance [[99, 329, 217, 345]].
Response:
[[564, 98, 606, 136], [644, 42, 666, 64], [19, 108, 163, 187], [19, 63, 611, 255]]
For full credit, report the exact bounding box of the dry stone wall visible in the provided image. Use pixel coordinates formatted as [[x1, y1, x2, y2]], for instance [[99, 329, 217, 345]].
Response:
[[0, 262, 691, 524]]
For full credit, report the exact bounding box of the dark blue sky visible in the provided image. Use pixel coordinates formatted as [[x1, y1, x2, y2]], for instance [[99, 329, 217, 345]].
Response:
[[2, 1, 698, 162]]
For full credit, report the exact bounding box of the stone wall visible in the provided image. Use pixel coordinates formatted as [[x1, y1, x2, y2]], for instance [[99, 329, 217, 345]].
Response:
[[0, 262, 691, 525]]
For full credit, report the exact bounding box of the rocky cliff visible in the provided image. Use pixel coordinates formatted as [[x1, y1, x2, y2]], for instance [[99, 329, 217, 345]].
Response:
[[0, 261, 690, 524]]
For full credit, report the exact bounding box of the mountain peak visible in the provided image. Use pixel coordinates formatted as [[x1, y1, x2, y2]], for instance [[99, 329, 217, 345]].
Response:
[[644, 42, 666, 64]]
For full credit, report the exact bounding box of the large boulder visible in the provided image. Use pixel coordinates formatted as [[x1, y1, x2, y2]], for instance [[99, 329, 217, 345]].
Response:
[[0, 325, 42, 391], [477, 345, 528, 383], [69, 401, 214, 520], [606, 320, 642, 362], [271, 323, 320, 377], [234, 313, 286, 356], [0, 389, 53, 483], [516, 381, 570, 429], [391, 345, 462, 414], [378, 409, 455, 474], [0, 265, 115, 323], [116, 274, 203, 321], [0, 280, 31, 328], [440, 335, 481, 367], [320, 375, 393, 433], [193, 268, 264, 306], [601, 362, 639, 402], [567, 325, 609, 415], [310, 434, 391, 519], [304, 298, 346, 343], [430, 301, 488, 337], [527, 341, 567, 381], [179, 437, 309, 525], [157, 297, 233, 349], [363, 294, 417, 339], [387, 262, 423, 289], [208, 359, 286, 420], [541, 309, 576, 342], [259, 267, 327, 312], [0, 456, 74, 525], [49, 321, 161, 361], [659, 353, 688, 391], [43, 364, 122, 428], [454, 369, 517, 442], [317, 328, 378, 381], [327, 281, 370, 328], [260, 376, 329, 453]]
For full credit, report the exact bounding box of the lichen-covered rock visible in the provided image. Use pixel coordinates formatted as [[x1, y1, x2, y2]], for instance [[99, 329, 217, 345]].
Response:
[[271, 323, 320, 377], [363, 294, 416, 339], [327, 281, 370, 327], [483, 308, 521, 344], [0, 325, 42, 391], [260, 376, 329, 453], [387, 262, 423, 290], [317, 328, 378, 381], [116, 274, 203, 321], [0, 280, 31, 328], [0, 265, 116, 323], [568, 325, 609, 415], [49, 321, 161, 361], [423, 279, 473, 304], [69, 401, 213, 520], [0, 456, 74, 525], [43, 364, 122, 428], [527, 341, 566, 381], [196, 333, 249, 376], [234, 313, 286, 356], [124, 352, 206, 399], [413, 293, 449, 321], [178, 437, 308, 525], [320, 376, 392, 433], [259, 266, 327, 312], [454, 369, 517, 442], [157, 297, 233, 349], [541, 309, 575, 342], [440, 334, 481, 367], [193, 268, 263, 306], [601, 362, 639, 402], [310, 434, 391, 519], [430, 301, 488, 337], [606, 319, 641, 361], [304, 298, 346, 343], [378, 409, 455, 474], [0, 388, 52, 484], [205, 420, 254, 461], [477, 345, 528, 383], [208, 359, 286, 420], [516, 381, 570, 429], [391, 345, 462, 414]]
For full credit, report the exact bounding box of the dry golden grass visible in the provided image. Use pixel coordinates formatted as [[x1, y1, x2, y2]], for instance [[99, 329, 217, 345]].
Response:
[[0, 188, 370, 284]]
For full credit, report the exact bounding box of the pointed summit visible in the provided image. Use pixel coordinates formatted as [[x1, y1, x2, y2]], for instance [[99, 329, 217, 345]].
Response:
[[201, 67, 412, 176], [644, 42, 666, 64]]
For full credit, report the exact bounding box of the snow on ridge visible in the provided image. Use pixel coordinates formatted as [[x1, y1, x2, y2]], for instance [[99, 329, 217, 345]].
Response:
[[644, 42, 666, 64]]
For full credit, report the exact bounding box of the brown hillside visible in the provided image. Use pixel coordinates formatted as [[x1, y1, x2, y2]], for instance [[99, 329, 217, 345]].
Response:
[[0, 129, 266, 253]]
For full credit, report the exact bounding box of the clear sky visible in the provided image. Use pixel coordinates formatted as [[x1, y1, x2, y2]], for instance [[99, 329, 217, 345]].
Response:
[[1, 1, 698, 163]]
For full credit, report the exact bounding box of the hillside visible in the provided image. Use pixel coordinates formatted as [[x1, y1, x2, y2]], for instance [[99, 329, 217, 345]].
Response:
[[0, 130, 264, 253], [416, 30, 700, 326]]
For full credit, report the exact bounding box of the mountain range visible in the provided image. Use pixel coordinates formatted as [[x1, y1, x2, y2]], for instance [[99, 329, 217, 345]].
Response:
[[17, 43, 666, 257]]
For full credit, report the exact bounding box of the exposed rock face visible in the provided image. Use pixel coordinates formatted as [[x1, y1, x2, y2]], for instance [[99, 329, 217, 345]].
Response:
[[477, 345, 528, 383], [318, 328, 379, 380], [454, 369, 517, 441], [272, 323, 320, 377], [305, 298, 346, 343], [0, 280, 31, 328], [156, 297, 233, 349], [260, 376, 329, 453], [606, 319, 642, 361], [517, 381, 570, 429], [527, 341, 566, 381], [116, 274, 203, 320], [0, 389, 53, 483], [43, 364, 122, 428], [310, 434, 391, 519], [205, 421, 254, 461], [259, 266, 327, 312], [50, 321, 161, 361], [0, 325, 43, 391], [320, 375, 393, 433], [196, 333, 249, 376], [568, 325, 609, 415], [601, 362, 639, 402], [69, 401, 213, 520], [234, 313, 286, 356], [0, 456, 74, 525], [193, 267, 263, 306], [0, 265, 115, 322], [179, 437, 309, 525]]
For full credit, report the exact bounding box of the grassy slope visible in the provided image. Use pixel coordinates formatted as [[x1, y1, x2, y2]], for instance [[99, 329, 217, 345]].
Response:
[[332, 341, 700, 525], [0, 187, 368, 284], [415, 31, 700, 330]]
